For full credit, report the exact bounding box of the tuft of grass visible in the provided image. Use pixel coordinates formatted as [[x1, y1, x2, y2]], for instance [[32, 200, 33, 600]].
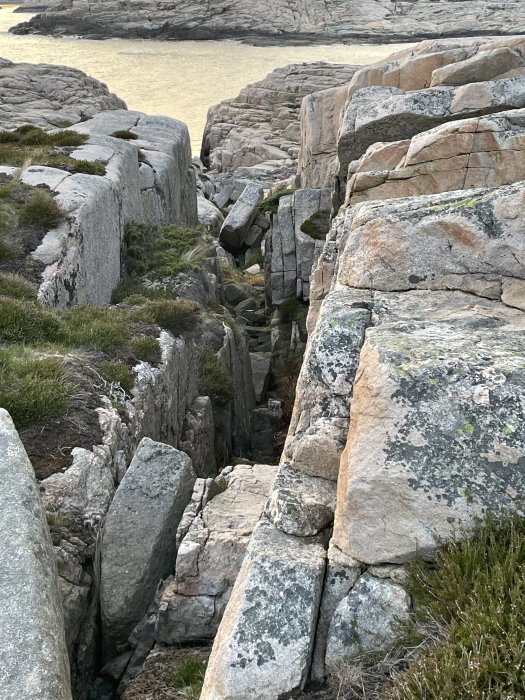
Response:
[[131, 334, 160, 363], [18, 189, 64, 229], [62, 306, 130, 351], [111, 130, 138, 140], [256, 188, 295, 214], [99, 360, 134, 393], [0, 296, 62, 344], [46, 154, 106, 176], [0, 272, 36, 300], [138, 299, 201, 335], [167, 658, 206, 698], [385, 513, 525, 699], [244, 248, 263, 268], [198, 347, 234, 406], [0, 347, 73, 429]]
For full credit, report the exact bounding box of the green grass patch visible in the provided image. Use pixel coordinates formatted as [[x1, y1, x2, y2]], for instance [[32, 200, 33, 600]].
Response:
[[198, 347, 234, 406], [18, 189, 64, 229], [167, 657, 206, 697], [0, 297, 62, 343], [131, 335, 160, 363], [99, 360, 134, 393], [256, 188, 295, 214], [0, 272, 36, 300], [0, 346, 73, 429], [0, 126, 88, 148], [138, 299, 200, 335], [111, 130, 138, 140], [45, 154, 106, 176], [62, 306, 130, 351], [386, 513, 525, 699]]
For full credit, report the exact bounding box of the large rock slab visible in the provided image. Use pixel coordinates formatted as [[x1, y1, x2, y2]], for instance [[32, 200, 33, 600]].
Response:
[[220, 183, 263, 251], [337, 181, 525, 304], [16, 1, 525, 44], [200, 518, 326, 700], [100, 438, 195, 657], [332, 290, 525, 565], [0, 409, 72, 700], [346, 109, 525, 205], [155, 463, 278, 644]]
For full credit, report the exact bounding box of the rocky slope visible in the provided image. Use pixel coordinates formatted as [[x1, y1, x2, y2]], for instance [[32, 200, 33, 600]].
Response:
[[11, 0, 525, 44]]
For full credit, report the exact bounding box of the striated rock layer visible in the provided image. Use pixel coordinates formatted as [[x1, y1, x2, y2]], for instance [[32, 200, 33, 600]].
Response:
[[12, 0, 525, 44]]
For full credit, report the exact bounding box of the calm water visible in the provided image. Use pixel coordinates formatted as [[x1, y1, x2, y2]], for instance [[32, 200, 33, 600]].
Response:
[[0, 5, 414, 151]]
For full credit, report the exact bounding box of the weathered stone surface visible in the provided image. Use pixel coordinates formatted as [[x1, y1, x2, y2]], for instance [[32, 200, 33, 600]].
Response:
[[155, 463, 277, 644], [284, 288, 372, 480], [202, 63, 357, 180], [16, 1, 525, 44], [179, 396, 216, 478], [101, 438, 195, 657], [198, 193, 224, 235], [0, 409, 72, 700], [0, 58, 125, 129], [333, 291, 525, 565], [311, 544, 362, 682], [250, 352, 272, 403], [338, 181, 525, 302], [337, 77, 525, 195], [200, 518, 326, 700], [325, 574, 410, 667], [269, 188, 331, 304], [265, 461, 336, 536], [220, 183, 263, 250], [346, 109, 525, 205]]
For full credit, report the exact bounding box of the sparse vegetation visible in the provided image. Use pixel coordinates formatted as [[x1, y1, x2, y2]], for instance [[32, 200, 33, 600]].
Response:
[[300, 209, 330, 239], [0, 272, 36, 300], [167, 658, 206, 698], [131, 334, 161, 363], [0, 346, 73, 429], [111, 129, 138, 140], [277, 296, 302, 323], [198, 347, 234, 405], [384, 513, 525, 699], [0, 297, 62, 344], [99, 360, 134, 393], [18, 189, 64, 229], [46, 509, 72, 531], [139, 299, 201, 335], [256, 188, 295, 214], [61, 305, 131, 351]]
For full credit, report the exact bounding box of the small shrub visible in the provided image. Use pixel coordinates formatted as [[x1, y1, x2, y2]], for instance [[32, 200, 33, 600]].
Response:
[[111, 277, 144, 304], [139, 299, 200, 335], [131, 334, 160, 363], [18, 189, 64, 229], [62, 306, 130, 351], [256, 188, 295, 214], [0, 272, 36, 300], [0, 348, 72, 429], [99, 360, 134, 393], [385, 513, 525, 700], [111, 130, 138, 140], [198, 347, 234, 405], [0, 297, 62, 343]]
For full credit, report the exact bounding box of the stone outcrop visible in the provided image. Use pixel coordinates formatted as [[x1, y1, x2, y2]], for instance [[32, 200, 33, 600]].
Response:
[[0, 58, 125, 129], [0, 409, 72, 700], [100, 439, 196, 657], [220, 182, 263, 251], [156, 463, 278, 645], [202, 63, 358, 182], [13, 0, 525, 44]]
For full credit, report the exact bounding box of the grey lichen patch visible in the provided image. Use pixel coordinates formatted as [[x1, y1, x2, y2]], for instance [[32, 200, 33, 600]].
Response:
[[376, 323, 525, 512]]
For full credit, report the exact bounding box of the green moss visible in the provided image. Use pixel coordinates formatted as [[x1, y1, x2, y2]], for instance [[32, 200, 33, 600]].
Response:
[[138, 299, 201, 335], [131, 334, 160, 363], [198, 347, 234, 405], [299, 209, 330, 240], [0, 272, 36, 300], [18, 189, 64, 229], [386, 514, 525, 699], [46, 509, 72, 530], [99, 360, 134, 393], [111, 129, 138, 140], [256, 188, 295, 214], [0, 346, 73, 429]]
